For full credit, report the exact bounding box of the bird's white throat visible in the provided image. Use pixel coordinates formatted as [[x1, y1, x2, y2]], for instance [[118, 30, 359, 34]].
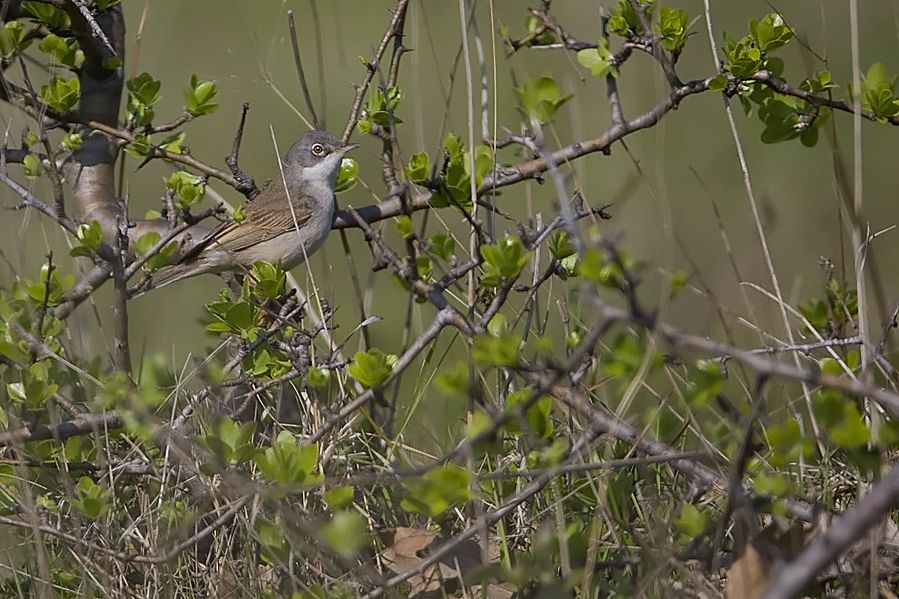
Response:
[[299, 154, 342, 188]]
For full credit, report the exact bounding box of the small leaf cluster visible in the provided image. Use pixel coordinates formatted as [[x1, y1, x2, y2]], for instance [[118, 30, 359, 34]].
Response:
[[6, 362, 59, 411], [163, 170, 206, 210], [358, 85, 403, 133], [70, 221, 104, 258], [38, 33, 81, 69], [577, 39, 617, 79], [205, 262, 293, 380], [514, 73, 572, 123], [196, 418, 257, 466], [22, 1, 70, 30], [185, 75, 218, 116], [524, 15, 557, 46], [420, 134, 496, 210], [40, 76, 79, 114], [71, 476, 109, 520], [11, 262, 74, 309], [0, 21, 30, 57], [718, 13, 793, 79], [348, 348, 396, 389], [607, 0, 654, 37], [127, 72, 162, 127], [798, 275, 858, 337], [254, 431, 321, 487], [479, 234, 531, 287], [850, 63, 899, 121], [655, 6, 693, 54], [400, 464, 472, 518]]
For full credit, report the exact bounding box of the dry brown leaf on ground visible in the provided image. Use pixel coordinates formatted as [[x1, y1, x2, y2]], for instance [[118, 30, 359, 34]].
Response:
[[377, 527, 511, 598], [726, 520, 812, 599]]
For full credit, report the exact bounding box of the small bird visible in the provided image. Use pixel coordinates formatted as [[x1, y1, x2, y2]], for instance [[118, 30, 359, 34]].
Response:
[[141, 130, 357, 293]]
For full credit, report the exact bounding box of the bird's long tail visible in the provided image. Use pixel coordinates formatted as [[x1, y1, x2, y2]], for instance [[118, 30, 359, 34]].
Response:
[[130, 262, 207, 299]]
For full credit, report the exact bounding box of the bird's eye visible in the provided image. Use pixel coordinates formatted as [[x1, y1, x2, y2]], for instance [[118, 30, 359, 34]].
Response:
[[311, 143, 326, 156]]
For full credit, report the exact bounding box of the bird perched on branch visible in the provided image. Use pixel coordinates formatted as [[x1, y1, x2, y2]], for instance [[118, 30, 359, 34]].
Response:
[[135, 130, 357, 295]]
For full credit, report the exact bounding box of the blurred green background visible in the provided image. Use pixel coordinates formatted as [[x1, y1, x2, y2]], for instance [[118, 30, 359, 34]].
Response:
[[1, 1, 898, 444]]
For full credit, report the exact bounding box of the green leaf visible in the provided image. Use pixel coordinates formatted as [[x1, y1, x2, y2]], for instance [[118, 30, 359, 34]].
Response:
[[0, 21, 29, 57], [428, 232, 455, 261], [443, 133, 464, 161], [723, 36, 764, 78], [395, 216, 413, 240], [656, 7, 690, 53], [22, 1, 70, 29], [828, 402, 870, 450], [62, 131, 82, 151], [513, 73, 573, 123], [254, 431, 320, 486], [525, 15, 556, 45], [72, 476, 108, 520], [37, 33, 78, 68], [504, 389, 554, 439], [324, 485, 355, 511], [164, 170, 206, 209], [249, 261, 286, 300], [577, 248, 622, 287], [127, 72, 162, 126], [686, 360, 723, 408], [40, 76, 79, 114], [305, 367, 329, 388], [406, 151, 430, 184], [334, 157, 358, 193], [766, 418, 814, 468], [855, 63, 899, 120], [436, 362, 469, 396], [196, 418, 257, 465], [753, 472, 791, 497], [69, 220, 104, 258], [549, 231, 575, 260], [669, 269, 688, 298], [348, 348, 394, 389], [22, 154, 41, 179], [479, 235, 531, 287], [801, 70, 836, 93], [401, 465, 472, 518], [185, 75, 219, 116], [256, 518, 291, 565], [487, 313, 508, 338], [608, 0, 652, 36], [577, 38, 617, 79], [322, 511, 367, 557], [472, 334, 520, 368], [123, 133, 152, 158], [159, 132, 185, 154], [465, 410, 492, 440], [748, 13, 793, 53], [708, 74, 727, 92], [675, 504, 709, 541], [360, 85, 404, 129]]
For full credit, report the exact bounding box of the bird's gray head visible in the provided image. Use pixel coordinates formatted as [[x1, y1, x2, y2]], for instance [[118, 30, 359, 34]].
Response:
[[285, 130, 358, 186]]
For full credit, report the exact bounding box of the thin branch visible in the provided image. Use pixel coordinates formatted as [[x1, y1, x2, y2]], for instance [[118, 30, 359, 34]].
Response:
[[287, 9, 320, 128], [341, 0, 412, 142], [223, 102, 258, 198]]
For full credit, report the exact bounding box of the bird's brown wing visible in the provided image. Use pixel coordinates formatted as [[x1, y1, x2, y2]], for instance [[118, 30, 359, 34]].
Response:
[[180, 179, 314, 261]]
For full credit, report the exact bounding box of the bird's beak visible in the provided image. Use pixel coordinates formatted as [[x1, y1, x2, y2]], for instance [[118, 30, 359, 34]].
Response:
[[336, 143, 359, 156]]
